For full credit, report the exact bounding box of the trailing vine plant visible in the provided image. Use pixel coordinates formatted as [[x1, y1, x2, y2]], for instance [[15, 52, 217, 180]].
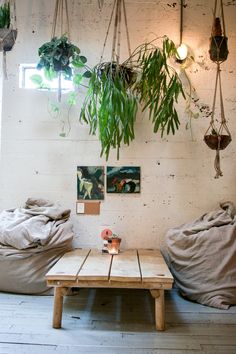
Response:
[[31, 0, 91, 137]]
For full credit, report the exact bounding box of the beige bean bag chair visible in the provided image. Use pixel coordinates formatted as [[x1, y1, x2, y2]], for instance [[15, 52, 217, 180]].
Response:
[[163, 202, 236, 309], [0, 198, 74, 294]]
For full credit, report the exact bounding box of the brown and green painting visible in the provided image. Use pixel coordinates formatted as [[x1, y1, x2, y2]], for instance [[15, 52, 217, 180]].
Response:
[[106, 166, 140, 194], [77, 166, 104, 200]]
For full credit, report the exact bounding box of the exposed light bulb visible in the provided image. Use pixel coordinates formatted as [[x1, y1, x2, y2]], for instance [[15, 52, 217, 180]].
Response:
[[176, 43, 188, 61]]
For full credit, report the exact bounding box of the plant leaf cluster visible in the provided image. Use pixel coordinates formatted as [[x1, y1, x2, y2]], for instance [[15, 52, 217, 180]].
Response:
[[0, 2, 10, 29], [32, 35, 92, 137], [80, 37, 185, 160], [133, 38, 185, 136], [80, 63, 138, 160], [36, 35, 91, 81]]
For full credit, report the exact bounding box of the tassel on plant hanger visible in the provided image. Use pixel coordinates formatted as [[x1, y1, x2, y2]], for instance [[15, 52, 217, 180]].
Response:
[[214, 148, 223, 179]]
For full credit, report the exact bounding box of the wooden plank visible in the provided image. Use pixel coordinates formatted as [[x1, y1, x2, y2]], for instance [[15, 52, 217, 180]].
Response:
[[45, 248, 90, 281], [47, 279, 173, 289], [110, 249, 141, 282], [138, 249, 173, 283], [77, 249, 112, 281]]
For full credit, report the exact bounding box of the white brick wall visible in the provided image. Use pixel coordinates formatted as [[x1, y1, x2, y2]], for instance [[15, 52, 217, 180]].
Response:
[[0, 0, 235, 249]]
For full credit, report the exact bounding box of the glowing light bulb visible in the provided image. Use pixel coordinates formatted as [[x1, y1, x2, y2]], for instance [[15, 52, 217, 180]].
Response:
[[176, 43, 188, 61]]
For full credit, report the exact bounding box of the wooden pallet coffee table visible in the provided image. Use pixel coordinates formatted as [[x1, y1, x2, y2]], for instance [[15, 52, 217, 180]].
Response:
[[46, 248, 173, 331]]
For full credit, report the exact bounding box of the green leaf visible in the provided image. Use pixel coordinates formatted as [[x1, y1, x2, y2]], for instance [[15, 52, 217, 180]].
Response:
[[79, 55, 87, 64], [30, 74, 43, 87], [50, 103, 60, 114], [73, 73, 83, 85], [44, 68, 57, 81], [67, 92, 77, 106], [83, 70, 92, 78]]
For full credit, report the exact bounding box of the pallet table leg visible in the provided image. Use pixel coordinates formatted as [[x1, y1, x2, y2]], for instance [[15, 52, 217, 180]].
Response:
[[52, 287, 68, 329], [150, 289, 165, 331]]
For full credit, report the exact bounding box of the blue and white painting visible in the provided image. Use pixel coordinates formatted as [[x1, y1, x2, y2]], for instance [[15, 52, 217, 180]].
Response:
[[106, 166, 141, 193], [77, 166, 104, 200]]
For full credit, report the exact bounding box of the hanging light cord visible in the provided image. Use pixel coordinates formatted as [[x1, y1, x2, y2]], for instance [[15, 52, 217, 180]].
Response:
[[180, 0, 183, 45]]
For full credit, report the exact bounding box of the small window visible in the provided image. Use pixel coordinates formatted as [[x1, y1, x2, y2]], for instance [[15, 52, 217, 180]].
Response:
[[19, 64, 73, 91]]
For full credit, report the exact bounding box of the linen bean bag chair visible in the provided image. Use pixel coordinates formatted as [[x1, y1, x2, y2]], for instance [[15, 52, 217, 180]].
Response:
[[163, 202, 236, 309], [0, 198, 74, 294]]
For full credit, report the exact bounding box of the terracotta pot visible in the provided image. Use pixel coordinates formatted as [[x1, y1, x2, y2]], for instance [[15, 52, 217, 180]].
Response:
[[107, 237, 121, 255], [209, 36, 228, 62], [0, 29, 17, 51], [204, 134, 231, 150]]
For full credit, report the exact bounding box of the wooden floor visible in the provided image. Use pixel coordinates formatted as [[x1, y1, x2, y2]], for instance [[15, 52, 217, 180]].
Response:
[[0, 288, 236, 354]]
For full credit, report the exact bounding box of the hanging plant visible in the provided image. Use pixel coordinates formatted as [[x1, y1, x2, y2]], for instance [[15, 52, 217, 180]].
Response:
[[33, 35, 91, 100], [31, 35, 91, 136], [209, 15, 228, 63], [0, 1, 17, 52], [132, 38, 185, 136], [0, 0, 17, 79], [80, 61, 138, 160], [80, 0, 185, 160], [31, 0, 92, 137]]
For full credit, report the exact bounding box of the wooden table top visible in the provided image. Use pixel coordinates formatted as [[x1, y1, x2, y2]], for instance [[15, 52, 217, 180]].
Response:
[[46, 249, 173, 289]]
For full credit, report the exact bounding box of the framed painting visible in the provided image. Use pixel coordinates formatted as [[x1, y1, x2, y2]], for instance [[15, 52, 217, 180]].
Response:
[[106, 166, 141, 193], [77, 166, 104, 200]]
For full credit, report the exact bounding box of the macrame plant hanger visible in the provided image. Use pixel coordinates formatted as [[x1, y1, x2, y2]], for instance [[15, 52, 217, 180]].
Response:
[[0, 0, 17, 79], [204, 0, 231, 179], [97, 0, 104, 11], [51, 0, 70, 102], [100, 0, 132, 67]]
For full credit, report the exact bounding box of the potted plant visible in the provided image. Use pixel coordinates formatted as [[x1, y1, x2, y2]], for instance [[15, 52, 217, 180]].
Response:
[[132, 37, 185, 137], [101, 229, 121, 254], [0, 1, 17, 52], [32, 35, 91, 101], [80, 37, 185, 160], [80, 60, 138, 160], [209, 17, 228, 63], [31, 35, 91, 137]]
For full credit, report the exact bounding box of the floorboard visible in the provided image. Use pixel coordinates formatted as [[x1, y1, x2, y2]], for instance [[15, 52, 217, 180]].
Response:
[[0, 289, 235, 354]]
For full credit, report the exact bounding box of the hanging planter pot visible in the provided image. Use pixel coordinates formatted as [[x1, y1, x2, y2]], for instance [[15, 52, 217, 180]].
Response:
[[96, 61, 137, 87], [204, 133, 231, 150], [209, 17, 228, 63], [0, 28, 17, 51]]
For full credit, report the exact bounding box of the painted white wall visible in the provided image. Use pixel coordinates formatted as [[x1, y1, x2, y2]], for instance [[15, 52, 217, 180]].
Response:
[[0, 0, 236, 249]]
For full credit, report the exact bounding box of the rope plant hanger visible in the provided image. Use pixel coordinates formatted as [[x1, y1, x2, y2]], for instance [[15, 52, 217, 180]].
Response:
[[204, 0, 231, 179], [97, 0, 104, 10], [98, 0, 132, 74], [51, 0, 70, 102], [51, 0, 70, 42], [0, 0, 17, 78]]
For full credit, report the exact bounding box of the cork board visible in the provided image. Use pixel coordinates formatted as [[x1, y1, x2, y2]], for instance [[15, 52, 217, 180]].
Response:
[[76, 202, 100, 215]]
